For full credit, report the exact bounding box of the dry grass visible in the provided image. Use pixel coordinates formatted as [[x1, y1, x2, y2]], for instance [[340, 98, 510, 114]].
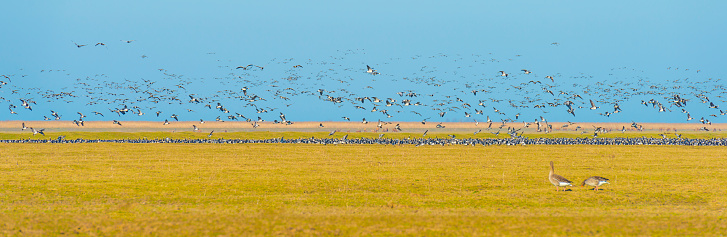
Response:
[[1, 143, 726, 236], [2, 120, 727, 133]]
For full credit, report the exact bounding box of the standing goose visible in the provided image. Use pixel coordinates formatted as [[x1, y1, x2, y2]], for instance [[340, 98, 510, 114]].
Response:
[[549, 161, 573, 191], [581, 176, 610, 191]]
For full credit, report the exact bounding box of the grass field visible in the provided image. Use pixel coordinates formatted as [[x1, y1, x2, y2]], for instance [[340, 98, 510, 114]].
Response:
[[2, 143, 726, 236]]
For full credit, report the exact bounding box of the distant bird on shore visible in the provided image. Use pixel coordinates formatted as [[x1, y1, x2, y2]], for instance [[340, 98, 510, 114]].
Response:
[[581, 176, 610, 191], [549, 161, 572, 191]]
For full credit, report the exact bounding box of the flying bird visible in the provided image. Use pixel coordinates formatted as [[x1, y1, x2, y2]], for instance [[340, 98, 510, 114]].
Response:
[[589, 100, 599, 110]]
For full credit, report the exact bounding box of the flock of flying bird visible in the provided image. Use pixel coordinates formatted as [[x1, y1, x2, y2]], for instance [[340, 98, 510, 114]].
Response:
[[1, 42, 725, 137]]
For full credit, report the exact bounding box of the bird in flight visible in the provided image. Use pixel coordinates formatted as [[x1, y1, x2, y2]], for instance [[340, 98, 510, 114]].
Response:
[[73, 41, 87, 48], [31, 127, 45, 136], [589, 100, 599, 110], [366, 65, 380, 75]]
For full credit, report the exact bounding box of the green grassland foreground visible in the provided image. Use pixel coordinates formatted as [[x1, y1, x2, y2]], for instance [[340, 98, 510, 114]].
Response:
[[1, 144, 726, 236]]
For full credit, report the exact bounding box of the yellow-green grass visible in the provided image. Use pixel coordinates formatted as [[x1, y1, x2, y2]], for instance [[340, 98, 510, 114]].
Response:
[[2, 131, 727, 140], [1, 144, 726, 236]]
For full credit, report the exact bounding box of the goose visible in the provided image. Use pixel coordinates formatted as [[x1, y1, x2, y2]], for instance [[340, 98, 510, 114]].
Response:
[[366, 65, 380, 75], [208, 130, 214, 137], [193, 125, 199, 131], [31, 127, 45, 136], [236, 65, 252, 70], [589, 100, 599, 110], [22, 122, 27, 130], [581, 176, 610, 191], [499, 71, 508, 77], [548, 161, 572, 191]]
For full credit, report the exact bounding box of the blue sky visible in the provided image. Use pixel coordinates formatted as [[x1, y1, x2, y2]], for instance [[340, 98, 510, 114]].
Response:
[[1, 1, 726, 123]]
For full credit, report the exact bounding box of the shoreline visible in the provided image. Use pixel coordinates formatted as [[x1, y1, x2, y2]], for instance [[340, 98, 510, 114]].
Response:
[[1, 120, 724, 133]]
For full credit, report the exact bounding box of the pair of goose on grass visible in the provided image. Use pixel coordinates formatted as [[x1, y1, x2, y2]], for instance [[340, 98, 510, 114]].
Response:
[[549, 161, 609, 191]]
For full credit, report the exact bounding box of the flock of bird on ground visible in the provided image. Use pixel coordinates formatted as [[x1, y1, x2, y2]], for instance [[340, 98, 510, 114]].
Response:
[[1, 41, 725, 138]]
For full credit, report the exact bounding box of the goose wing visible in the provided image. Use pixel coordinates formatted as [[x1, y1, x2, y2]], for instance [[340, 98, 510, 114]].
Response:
[[550, 174, 572, 185]]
